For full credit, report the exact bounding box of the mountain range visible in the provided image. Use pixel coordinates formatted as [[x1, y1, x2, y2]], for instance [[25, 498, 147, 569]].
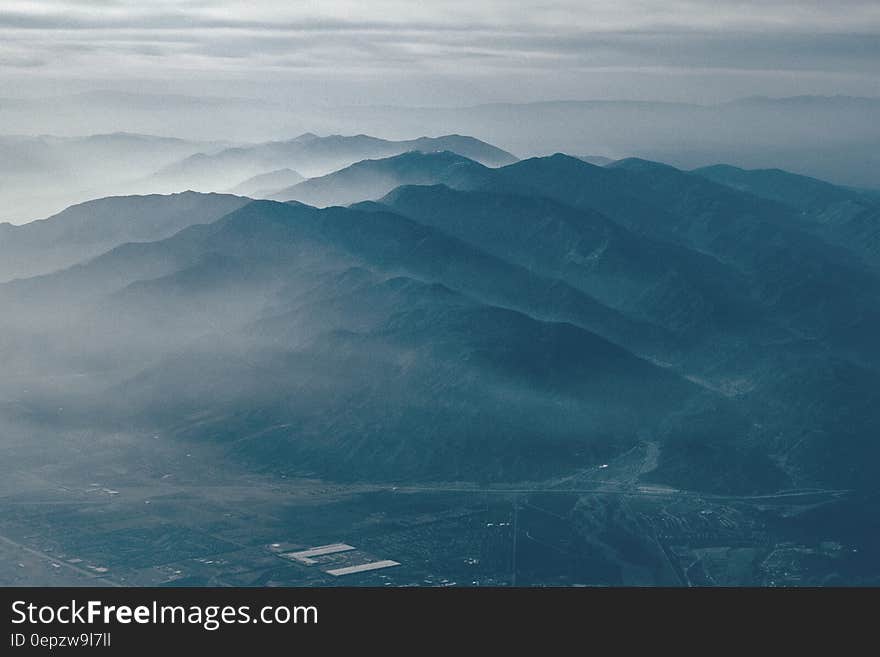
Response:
[[0, 130, 516, 225], [327, 96, 880, 188], [0, 192, 249, 282], [0, 132, 229, 224], [149, 133, 517, 194], [5, 149, 880, 494], [4, 93, 879, 188], [271, 151, 487, 206], [693, 164, 880, 268]]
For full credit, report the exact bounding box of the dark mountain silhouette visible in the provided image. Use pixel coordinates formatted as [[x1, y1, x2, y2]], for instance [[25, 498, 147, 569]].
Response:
[[693, 163, 880, 267], [271, 151, 880, 367], [426, 154, 880, 360], [8, 153, 880, 493], [693, 163, 867, 209], [373, 183, 758, 340]]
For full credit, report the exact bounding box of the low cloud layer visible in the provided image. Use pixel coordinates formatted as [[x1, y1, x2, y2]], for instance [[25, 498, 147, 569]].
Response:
[[1, 1, 878, 105]]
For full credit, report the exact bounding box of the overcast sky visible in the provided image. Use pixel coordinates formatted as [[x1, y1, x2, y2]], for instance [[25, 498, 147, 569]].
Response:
[[1, 0, 878, 105]]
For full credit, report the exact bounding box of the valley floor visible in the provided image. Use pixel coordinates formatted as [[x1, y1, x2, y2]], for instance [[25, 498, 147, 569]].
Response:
[[0, 416, 869, 587]]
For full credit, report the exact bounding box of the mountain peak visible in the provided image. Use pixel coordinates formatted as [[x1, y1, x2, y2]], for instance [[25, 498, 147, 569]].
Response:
[[607, 157, 681, 174], [547, 152, 586, 164], [693, 164, 746, 176], [270, 150, 487, 206]]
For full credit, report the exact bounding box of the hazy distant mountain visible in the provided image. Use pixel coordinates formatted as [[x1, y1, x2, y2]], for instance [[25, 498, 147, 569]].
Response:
[[577, 155, 614, 166], [272, 151, 488, 206], [0, 91, 280, 142], [0, 191, 249, 282], [693, 164, 880, 267], [227, 168, 304, 197], [721, 95, 880, 110], [0, 132, 228, 224], [326, 96, 880, 187], [4, 92, 879, 186], [0, 132, 221, 181], [150, 133, 517, 193]]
